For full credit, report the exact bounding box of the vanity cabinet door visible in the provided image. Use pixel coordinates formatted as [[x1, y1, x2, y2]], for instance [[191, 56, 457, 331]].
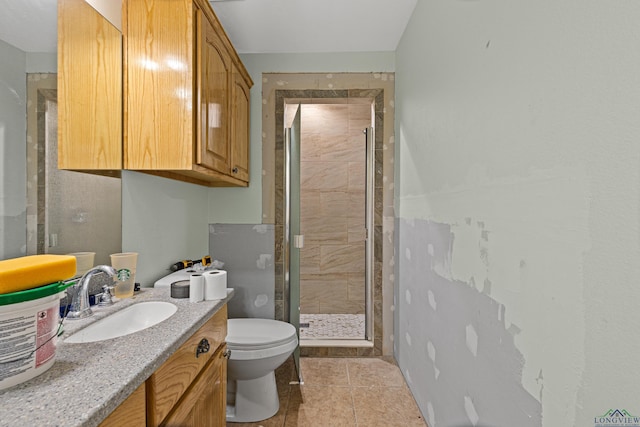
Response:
[[161, 346, 227, 427], [146, 305, 227, 426], [99, 383, 146, 427], [58, 0, 122, 171]]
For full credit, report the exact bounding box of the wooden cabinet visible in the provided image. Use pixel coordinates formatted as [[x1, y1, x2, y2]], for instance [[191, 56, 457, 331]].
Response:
[[57, 0, 122, 173], [99, 383, 146, 427], [230, 63, 251, 182], [161, 346, 227, 427], [124, 0, 253, 187], [98, 305, 228, 427], [146, 305, 227, 426]]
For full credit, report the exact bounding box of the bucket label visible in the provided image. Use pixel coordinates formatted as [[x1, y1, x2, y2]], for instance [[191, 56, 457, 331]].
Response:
[[0, 314, 36, 382], [35, 307, 57, 367], [0, 301, 59, 388]]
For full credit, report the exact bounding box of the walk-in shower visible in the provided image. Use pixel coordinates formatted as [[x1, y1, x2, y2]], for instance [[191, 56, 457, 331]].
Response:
[[284, 101, 375, 351]]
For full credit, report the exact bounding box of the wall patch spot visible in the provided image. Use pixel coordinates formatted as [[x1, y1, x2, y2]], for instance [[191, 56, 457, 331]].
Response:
[[405, 332, 412, 346], [405, 289, 412, 304], [427, 341, 436, 362], [434, 366, 440, 379], [405, 368, 412, 383], [256, 254, 272, 269], [427, 243, 434, 256], [405, 248, 411, 260], [254, 294, 268, 307], [483, 278, 492, 294], [428, 290, 437, 310], [253, 224, 269, 234], [464, 396, 479, 426], [466, 324, 478, 357], [427, 402, 435, 427]]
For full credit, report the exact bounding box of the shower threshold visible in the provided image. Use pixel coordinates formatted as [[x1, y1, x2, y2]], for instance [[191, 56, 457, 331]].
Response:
[[299, 313, 366, 340], [300, 338, 373, 348]]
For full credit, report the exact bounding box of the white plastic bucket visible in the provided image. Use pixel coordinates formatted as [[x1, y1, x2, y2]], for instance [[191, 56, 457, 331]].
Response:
[[0, 281, 73, 391]]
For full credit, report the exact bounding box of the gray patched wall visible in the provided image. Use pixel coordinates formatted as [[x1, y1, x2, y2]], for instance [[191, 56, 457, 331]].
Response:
[[395, 218, 541, 427], [209, 224, 274, 319]]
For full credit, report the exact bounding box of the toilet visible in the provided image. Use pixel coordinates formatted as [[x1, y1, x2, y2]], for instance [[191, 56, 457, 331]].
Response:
[[225, 318, 298, 423]]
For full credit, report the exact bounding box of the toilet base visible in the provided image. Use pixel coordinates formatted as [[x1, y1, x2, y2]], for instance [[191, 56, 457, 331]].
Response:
[[226, 371, 280, 423]]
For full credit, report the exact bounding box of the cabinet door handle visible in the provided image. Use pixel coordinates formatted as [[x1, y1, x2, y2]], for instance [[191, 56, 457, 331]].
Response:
[[232, 167, 239, 174], [223, 349, 232, 359], [196, 338, 210, 358]]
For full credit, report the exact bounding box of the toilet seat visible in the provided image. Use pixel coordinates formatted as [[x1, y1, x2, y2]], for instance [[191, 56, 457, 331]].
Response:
[[226, 318, 298, 360]]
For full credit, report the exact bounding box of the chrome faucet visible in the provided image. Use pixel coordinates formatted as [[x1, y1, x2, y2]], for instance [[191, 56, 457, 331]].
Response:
[[66, 265, 118, 320]]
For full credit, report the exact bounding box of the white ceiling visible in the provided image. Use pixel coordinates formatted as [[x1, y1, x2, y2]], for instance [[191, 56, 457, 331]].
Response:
[[0, 0, 417, 54], [210, 0, 417, 54]]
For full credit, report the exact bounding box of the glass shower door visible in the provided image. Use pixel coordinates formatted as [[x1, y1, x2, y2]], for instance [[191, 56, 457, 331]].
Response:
[[285, 105, 302, 382]]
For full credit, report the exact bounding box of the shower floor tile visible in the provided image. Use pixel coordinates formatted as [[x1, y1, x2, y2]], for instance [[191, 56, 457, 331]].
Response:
[[299, 313, 365, 339]]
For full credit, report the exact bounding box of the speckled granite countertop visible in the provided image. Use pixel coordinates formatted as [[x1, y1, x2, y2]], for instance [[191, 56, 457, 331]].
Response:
[[0, 287, 233, 427]]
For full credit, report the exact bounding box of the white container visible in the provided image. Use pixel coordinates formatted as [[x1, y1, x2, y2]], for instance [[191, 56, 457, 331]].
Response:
[[0, 281, 73, 391]]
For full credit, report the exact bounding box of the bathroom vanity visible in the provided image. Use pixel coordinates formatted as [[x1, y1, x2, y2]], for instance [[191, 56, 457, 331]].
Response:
[[0, 288, 233, 427]]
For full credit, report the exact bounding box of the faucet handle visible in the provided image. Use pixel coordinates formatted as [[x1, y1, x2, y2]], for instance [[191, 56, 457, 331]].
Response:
[[98, 285, 114, 307]]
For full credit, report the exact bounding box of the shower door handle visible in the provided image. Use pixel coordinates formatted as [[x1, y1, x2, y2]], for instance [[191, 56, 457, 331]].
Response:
[[293, 234, 305, 249]]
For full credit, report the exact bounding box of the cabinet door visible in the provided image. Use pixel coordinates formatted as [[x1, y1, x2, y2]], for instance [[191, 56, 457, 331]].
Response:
[[147, 306, 227, 426], [197, 9, 231, 174], [58, 0, 122, 170], [125, 0, 194, 171], [230, 65, 250, 182], [161, 346, 227, 427], [99, 383, 145, 427]]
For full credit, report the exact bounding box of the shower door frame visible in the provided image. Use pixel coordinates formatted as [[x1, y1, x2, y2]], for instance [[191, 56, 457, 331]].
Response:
[[281, 95, 381, 351]]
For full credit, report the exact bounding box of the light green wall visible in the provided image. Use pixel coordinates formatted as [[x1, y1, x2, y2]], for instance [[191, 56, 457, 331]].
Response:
[[0, 40, 26, 259], [121, 171, 209, 286], [26, 52, 57, 73], [206, 51, 395, 224], [395, 0, 640, 426]]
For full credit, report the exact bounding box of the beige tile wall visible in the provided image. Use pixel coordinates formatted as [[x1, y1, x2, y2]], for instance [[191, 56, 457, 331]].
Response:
[[299, 103, 370, 315], [263, 72, 395, 356]]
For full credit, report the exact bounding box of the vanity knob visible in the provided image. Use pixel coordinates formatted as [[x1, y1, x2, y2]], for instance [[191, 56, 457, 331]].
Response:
[[232, 167, 239, 174], [195, 338, 210, 358], [223, 349, 231, 359]]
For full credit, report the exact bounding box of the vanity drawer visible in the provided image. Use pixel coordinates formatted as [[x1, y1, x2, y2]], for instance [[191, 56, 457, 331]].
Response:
[[146, 305, 227, 426]]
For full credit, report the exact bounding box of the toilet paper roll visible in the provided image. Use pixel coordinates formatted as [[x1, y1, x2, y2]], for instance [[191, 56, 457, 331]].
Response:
[[204, 270, 227, 300], [189, 274, 204, 303]]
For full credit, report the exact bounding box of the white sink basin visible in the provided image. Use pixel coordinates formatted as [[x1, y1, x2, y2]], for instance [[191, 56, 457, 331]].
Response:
[[65, 301, 177, 343]]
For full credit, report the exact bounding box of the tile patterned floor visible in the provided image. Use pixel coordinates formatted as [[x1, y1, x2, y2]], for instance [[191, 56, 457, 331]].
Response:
[[228, 357, 426, 427], [299, 314, 365, 339]]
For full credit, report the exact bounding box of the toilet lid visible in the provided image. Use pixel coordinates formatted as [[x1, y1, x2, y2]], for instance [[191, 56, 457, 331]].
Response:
[[226, 318, 297, 350]]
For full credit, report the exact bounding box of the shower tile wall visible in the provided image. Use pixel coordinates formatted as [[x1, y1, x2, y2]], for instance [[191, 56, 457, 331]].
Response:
[[299, 104, 370, 316]]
